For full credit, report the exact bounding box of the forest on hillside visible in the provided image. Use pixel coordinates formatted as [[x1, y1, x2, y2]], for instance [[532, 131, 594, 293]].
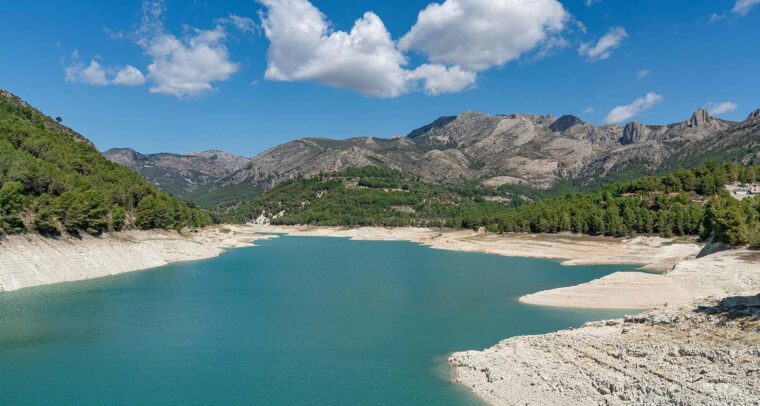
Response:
[[217, 162, 760, 247], [0, 94, 212, 236]]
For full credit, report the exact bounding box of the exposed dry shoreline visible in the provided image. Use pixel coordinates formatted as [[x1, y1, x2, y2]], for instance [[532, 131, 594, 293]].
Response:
[[1, 224, 757, 404], [0, 225, 272, 292]]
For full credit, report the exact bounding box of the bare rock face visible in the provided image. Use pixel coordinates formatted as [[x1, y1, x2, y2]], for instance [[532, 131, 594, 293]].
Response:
[[548, 115, 583, 132], [620, 122, 648, 144], [685, 107, 714, 128], [105, 104, 758, 202], [748, 108, 760, 122], [104, 148, 249, 197]]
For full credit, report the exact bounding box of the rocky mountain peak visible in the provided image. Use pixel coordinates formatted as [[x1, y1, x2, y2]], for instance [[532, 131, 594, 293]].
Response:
[[686, 108, 714, 128], [620, 122, 648, 145], [549, 115, 583, 132], [747, 108, 760, 122]]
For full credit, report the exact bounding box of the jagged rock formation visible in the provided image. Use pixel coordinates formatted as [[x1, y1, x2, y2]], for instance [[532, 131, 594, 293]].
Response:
[[113, 106, 757, 205], [104, 148, 249, 197]]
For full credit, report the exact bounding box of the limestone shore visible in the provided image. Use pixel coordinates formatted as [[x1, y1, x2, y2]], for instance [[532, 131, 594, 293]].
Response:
[[0, 225, 272, 292]]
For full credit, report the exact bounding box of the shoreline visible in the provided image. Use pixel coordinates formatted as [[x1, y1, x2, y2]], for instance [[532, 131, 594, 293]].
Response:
[[0, 225, 273, 292], [2, 224, 757, 403]]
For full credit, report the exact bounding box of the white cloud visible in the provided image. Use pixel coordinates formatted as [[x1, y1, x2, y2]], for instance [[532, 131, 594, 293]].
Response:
[[260, 0, 409, 98], [605, 92, 663, 124], [583, 106, 595, 114], [407, 64, 476, 95], [733, 0, 760, 15], [65, 51, 145, 86], [216, 14, 257, 34], [705, 101, 737, 115], [65, 52, 109, 85], [578, 26, 627, 61], [136, 2, 239, 98], [584, 0, 601, 6], [112, 65, 147, 85], [399, 0, 568, 71], [636, 69, 650, 79]]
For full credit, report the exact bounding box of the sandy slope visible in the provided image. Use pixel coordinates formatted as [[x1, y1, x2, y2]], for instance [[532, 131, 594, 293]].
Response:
[[0, 226, 272, 292]]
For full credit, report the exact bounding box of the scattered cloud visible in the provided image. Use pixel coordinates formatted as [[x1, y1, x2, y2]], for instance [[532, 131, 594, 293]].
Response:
[[112, 65, 147, 85], [65, 52, 109, 85], [136, 1, 239, 98], [636, 69, 650, 79], [399, 0, 568, 71], [605, 92, 663, 124], [65, 51, 144, 86], [584, 0, 601, 6], [578, 26, 627, 61], [217, 14, 258, 34], [583, 106, 595, 114], [733, 0, 760, 15], [407, 64, 477, 95], [708, 13, 725, 23], [705, 101, 737, 115], [103, 27, 127, 40]]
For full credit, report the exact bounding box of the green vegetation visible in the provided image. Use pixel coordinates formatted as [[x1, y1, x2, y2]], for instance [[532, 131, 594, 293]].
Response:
[[219, 162, 760, 247], [0, 94, 212, 236]]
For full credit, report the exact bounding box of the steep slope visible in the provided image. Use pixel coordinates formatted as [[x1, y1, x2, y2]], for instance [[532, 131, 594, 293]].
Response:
[[0, 89, 212, 236], [193, 107, 749, 207], [104, 148, 249, 197]]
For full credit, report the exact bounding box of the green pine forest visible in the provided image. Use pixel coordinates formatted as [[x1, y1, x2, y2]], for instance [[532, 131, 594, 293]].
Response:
[[0, 94, 212, 236], [216, 163, 760, 247], [2, 90, 759, 248]]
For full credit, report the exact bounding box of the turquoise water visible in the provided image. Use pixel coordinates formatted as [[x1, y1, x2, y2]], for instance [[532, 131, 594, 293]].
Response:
[[0, 236, 638, 405]]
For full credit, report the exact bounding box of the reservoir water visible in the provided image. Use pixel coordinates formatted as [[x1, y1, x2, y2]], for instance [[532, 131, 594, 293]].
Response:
[[0, 236, 638, 405]]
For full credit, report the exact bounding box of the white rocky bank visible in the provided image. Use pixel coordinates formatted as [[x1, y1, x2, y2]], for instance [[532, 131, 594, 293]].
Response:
[[0, 226, 270, 292], [450, 249, 760, 405]]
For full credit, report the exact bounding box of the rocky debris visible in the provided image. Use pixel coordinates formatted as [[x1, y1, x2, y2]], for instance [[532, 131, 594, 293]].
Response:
[[450, 294, 760, 405]]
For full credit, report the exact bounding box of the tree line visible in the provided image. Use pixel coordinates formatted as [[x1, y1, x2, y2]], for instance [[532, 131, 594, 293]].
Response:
[[0, 95, 212, 236]]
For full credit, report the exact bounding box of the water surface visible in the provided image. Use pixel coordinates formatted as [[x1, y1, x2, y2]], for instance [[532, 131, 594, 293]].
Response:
[[0, 236, 638, 405]]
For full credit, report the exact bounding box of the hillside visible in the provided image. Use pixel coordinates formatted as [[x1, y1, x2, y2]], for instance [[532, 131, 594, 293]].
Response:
[[104, 148, 249, 198], [0, 89, 212, 236], [178, 107, 760, 208], [218, 162, 760, 246]]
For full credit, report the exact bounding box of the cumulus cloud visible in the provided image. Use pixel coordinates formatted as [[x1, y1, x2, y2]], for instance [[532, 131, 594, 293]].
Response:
[[135, 2, 239, 98], [65, 52, 109, 85], [65, 51, 145, 86], [636, 69, 650, 79], [407, 64, 477, 95], [112, 65, 147, 85], [398, 0, 567, 71], [260, 0, 408, 98], [733, 0, 760, 15], [578, 26, 627, 61], [605, 92, 663, 124], [706, 101, 737, 115], [259, 0, 569, 98]]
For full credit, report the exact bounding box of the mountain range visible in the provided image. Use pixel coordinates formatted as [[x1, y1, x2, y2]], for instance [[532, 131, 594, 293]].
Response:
[[107, 106, 760, 207]]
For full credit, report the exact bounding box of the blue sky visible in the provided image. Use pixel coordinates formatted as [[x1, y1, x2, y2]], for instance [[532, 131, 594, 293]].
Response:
[[1, 0, 759, 156]]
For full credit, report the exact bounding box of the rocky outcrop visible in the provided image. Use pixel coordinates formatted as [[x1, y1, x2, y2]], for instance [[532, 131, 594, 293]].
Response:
[[113, 106, 757, 203], [748, 108, 760, 122], [620, 121, 648, 144], [549, 115, 583, 132]]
